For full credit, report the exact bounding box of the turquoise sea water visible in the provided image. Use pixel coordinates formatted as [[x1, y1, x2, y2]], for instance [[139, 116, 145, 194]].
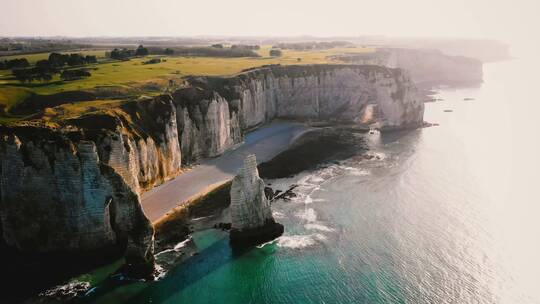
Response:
[[83, 59, 540, 304]]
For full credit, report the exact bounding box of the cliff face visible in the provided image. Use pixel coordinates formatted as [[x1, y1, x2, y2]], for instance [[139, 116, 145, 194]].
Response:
[[335, 49, 483, 86], [175, 64, 423, 163], [0, 64, 423, 267], [98, 96, 182, 192], [385, 48, 483, 85], [0, 96, 180, 266], [0, 133, 155, 264], [173, 90, 242, 164], [234, 65, 423, 129]]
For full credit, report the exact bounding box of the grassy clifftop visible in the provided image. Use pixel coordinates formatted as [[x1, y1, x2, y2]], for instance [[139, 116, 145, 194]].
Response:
[[0, 46, 375, 125]]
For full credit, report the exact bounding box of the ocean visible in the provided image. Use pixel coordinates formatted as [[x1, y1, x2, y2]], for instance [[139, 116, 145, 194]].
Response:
[[83, 58, 540, 304]]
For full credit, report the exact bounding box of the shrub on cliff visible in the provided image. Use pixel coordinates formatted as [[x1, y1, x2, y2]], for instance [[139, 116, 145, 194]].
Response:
[[0, 57, 29, 69], [12, 69, 53, 83], [49, 53, 97, 67], [135, 45, 149, 56], [160, 46, 260, 58], [231, 44, 260, 50], [109, 48, 135, 60], [142, 58, 161, 65], [12, 62, 57, 83], [60, 69, 91, 81], [269, 49, 282, 57]]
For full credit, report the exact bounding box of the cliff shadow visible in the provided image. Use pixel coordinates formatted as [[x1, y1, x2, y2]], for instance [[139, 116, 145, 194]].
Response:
[[81, 233, 271, 304]]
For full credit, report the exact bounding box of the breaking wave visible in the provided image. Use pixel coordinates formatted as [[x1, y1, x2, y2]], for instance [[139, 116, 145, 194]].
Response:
[[295, 208, 317, 222], [304, 223, 335, 232], [269, 156, 383, 252], [272, 210, 285, 219], [155, 237, 192, 257], [276, 233, 327, 249], [343, 166, 370, 176]]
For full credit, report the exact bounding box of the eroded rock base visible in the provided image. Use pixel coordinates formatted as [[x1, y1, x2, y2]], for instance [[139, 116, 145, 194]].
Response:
[[230, 221, 284, 247]]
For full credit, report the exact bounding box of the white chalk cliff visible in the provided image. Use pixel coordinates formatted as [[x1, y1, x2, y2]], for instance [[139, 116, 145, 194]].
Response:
[[174, 64, 423, 164], [230, 154, 273, 230], [0, 64, 424, 267], [334, 48, 483, 85]]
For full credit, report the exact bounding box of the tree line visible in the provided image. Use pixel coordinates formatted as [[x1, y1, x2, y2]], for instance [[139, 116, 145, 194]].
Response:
[[0, 58, 30, 70], [107, 45, 149, 60], [105, 44, 260, 60], [269, 49, 282, 57], [9, 52, 96, 83], [48, 53, 97, 67], [273, 41, 352, 51], [231, 44, 260, 50]]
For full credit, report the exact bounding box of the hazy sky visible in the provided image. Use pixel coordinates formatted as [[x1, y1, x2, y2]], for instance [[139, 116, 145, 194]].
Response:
[[1, 0, 539, 53]]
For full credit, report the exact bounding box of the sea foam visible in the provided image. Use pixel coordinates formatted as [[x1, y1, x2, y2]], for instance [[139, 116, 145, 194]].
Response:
[[296, 208, 317, 222], [276, 233, 327, 249], [304, 223, 335, 232]]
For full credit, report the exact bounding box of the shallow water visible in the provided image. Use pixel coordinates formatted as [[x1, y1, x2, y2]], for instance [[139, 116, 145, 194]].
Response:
[[83, 58, 540, 304]]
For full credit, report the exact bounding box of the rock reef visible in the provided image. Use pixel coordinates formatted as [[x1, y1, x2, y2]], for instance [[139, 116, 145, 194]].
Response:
[[229, 155, 283, 246]]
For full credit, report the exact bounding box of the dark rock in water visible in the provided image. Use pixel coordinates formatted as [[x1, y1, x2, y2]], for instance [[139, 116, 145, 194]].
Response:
[[264, 186, 276, 200], [214, 222, 232, 230], [119, 254, 156, 280], [230, 155, 284, 246], [122, 219, 157, 279], [230, 220, 284, 247], [38, 281, 91, 302], [272, 185, 298, 202], [359, 154, 383, 161], [364, 154, 375, 160], [422, 122, 440, 128]]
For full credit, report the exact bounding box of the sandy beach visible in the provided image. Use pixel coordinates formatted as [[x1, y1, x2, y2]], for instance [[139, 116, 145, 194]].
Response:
[[141, 121, 311, 222]]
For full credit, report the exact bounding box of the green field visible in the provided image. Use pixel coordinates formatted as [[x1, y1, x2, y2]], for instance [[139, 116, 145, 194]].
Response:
[[0, 46, 375, 124]]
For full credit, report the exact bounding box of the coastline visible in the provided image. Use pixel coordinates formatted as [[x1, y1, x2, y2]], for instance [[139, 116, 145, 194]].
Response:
[[141, 120, 311, 222], [152, 126, 368, 257], [5, 123, 369, 304]]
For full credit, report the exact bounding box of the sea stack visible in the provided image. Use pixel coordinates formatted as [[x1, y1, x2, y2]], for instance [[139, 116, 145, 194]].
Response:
[[229, 154, 284, 246]]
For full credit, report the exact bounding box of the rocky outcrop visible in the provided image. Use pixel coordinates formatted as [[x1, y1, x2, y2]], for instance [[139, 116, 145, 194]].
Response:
[[229, 154, 283, 245], [97, 96, 182, 192], [172, 90, 242, 165], [0, 64, 422, 271]]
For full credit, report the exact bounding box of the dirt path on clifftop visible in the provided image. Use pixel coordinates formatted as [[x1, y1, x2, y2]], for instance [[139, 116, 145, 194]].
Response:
[[141, 121, 311, 223]]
